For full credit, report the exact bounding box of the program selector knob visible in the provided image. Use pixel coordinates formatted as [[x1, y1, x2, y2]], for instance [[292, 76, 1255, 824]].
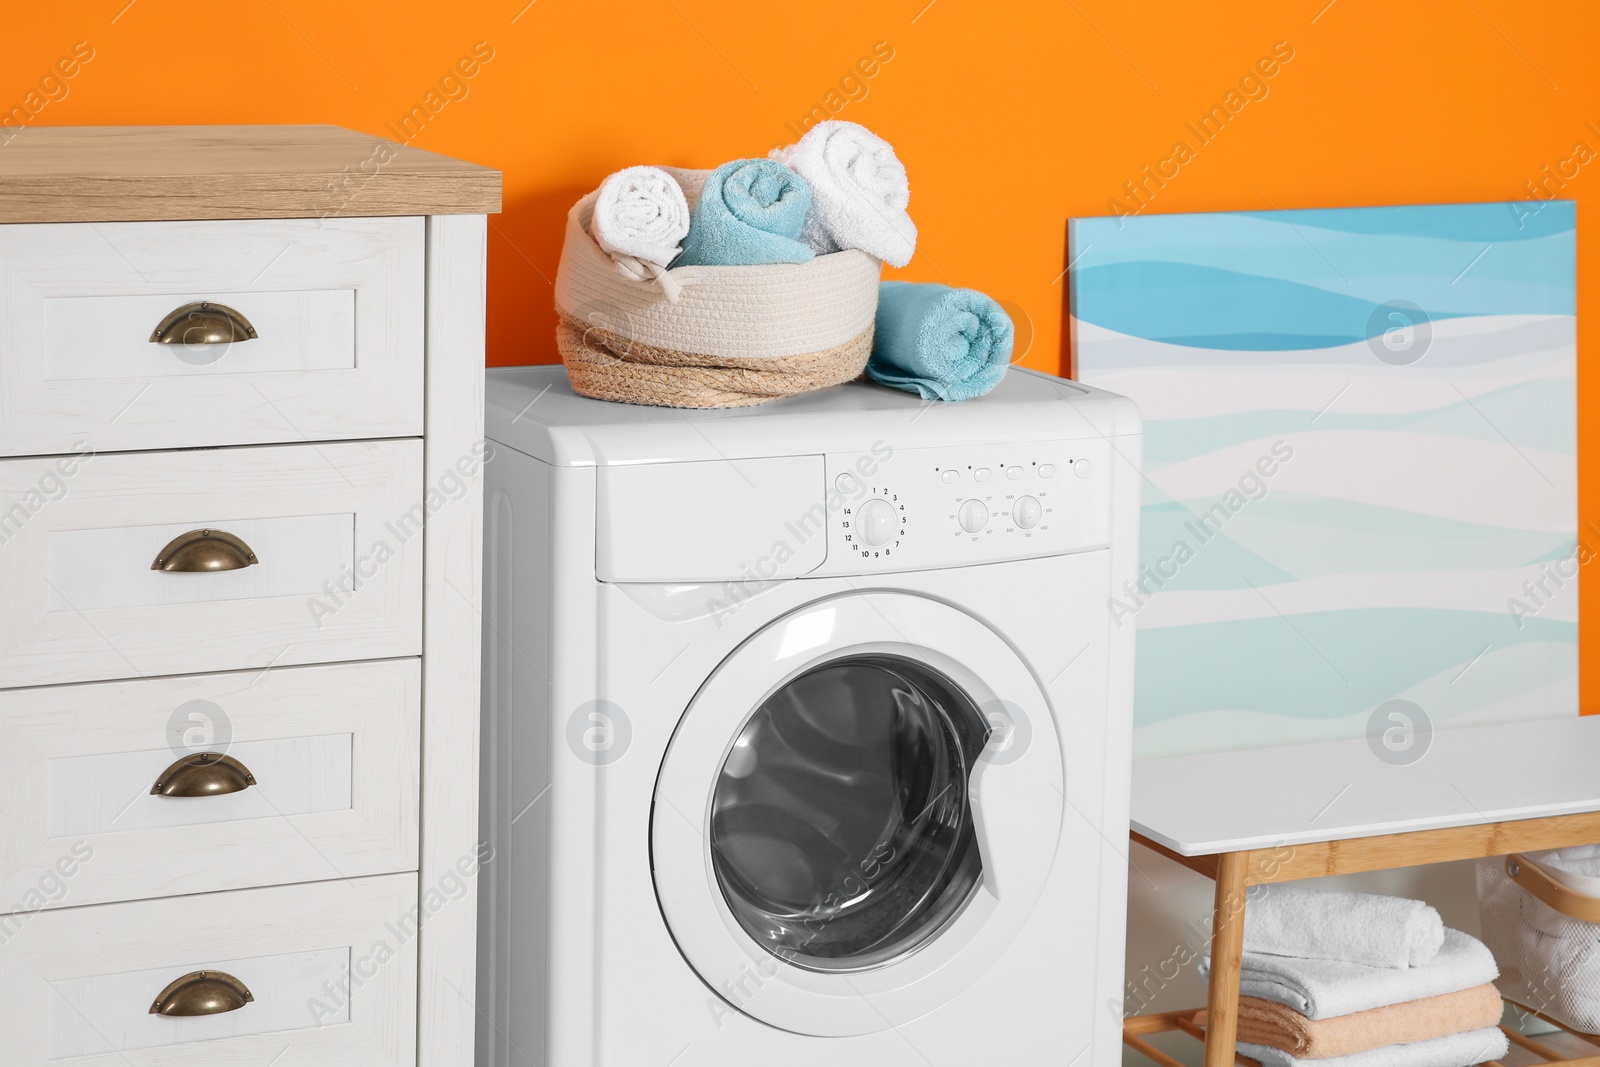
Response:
[[1012, 496, 1042, 529], [958, 499, 989, 533], [856, 497, 898, 547]]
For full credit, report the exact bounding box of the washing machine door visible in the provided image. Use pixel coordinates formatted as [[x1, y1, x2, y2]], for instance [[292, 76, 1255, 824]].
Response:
[[651, 591, 1064, 1037]]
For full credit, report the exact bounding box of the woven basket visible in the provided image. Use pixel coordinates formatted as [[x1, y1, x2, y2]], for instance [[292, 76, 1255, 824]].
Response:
[[554, 168, 882, 408]]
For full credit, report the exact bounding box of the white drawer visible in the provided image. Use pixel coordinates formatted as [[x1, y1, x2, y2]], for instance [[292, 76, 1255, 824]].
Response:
[[0, 659, 419, 910], [0, 216, 423, 456], [0, 874, 418, 1066], [0, 440, 422, 688]]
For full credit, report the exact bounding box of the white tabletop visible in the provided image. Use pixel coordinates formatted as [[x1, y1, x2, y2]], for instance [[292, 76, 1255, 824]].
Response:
[[1131, 716, 1600, 856]]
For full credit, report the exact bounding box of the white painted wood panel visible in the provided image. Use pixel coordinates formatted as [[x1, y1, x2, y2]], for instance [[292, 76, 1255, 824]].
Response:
[[47, 734, 353, 837], [0, 216, 423, 457], [0, 874, 418, 1067], [47, 739, 353, 838], [0, 440, 423, 687], [50, 947, 349, 1056], [49, 513, 353, 611], [0, 142, 493, 1065], [0, 659, 419, 909], [417, 213, 487, 1067], [45, 289, 354, 379]]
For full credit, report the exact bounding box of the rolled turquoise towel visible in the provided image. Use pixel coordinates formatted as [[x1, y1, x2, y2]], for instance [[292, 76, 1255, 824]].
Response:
[[670, 158, 816, 267], [866, 281, 1014, 401]]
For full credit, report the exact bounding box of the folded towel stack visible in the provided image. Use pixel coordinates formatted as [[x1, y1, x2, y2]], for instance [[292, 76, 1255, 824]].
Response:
[[1217, 928, 1498, 1020], [1201, 889, 1507, 1066], [1246, 887, 1447, 972], [1218, 985, 1503, 1060]]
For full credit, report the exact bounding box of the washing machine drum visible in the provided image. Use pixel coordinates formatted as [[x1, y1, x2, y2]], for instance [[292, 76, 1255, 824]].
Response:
[[652, 593, 1064, 1037], [711, 655, 988, 972]]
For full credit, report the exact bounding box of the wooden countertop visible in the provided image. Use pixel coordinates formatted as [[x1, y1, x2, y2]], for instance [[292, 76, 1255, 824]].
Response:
[[0, 124, 501, 223]]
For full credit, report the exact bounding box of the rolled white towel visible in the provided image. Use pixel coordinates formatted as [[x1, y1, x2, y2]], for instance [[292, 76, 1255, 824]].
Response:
[[1246, 886, 1446, 969], [774, 120, 916, 267], [588, 166, 691, 301]]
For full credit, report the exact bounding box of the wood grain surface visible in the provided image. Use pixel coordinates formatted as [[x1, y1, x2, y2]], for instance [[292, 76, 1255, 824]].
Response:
[[0, 125, 500, 222]]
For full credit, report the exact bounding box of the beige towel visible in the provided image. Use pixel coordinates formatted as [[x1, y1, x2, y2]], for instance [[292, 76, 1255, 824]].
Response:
[[1197, 983, 1503, 1059]]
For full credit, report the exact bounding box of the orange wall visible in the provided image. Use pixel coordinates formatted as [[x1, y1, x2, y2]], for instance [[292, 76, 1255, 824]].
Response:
[[4, 0, 1596, 700]]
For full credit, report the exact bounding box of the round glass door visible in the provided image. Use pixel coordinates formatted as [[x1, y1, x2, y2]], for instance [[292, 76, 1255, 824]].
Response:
[[651, 591, 1063, 1037], [709, 655, 989, 972]]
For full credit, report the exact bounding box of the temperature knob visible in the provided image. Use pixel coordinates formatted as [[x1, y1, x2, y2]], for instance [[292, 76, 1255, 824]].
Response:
[[958, 499, 989, 533], [1012, 496, 1042, 529], [856, 497, 898, 547]]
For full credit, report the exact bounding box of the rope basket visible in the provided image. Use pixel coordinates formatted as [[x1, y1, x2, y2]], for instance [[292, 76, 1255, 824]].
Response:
[[554, 169, 882, 408]]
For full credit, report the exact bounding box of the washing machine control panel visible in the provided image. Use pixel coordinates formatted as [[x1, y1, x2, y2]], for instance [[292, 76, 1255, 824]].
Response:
[[815, 438, 1114, 575]]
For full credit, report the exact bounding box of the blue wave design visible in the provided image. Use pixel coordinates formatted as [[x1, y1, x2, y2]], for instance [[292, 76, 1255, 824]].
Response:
[[1072, 262, 1471, 350], [1236, 201, 1573, 242], [1141, 377, 1575, 465], [1159, 332, 1364, 349], [1521, 539, 1580, 567], [1192, 498, 1576, 577], [1133, 608, 1576, 727], [1077, 315, 1573, 368], [1140, 499, 1298, 589], [1069, 204, 1577, 343]]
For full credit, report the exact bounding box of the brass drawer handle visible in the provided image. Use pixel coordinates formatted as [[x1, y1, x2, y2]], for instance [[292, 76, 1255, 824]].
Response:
[[149, 970, 255, 1016], [152, 752, 257, 797], [151, 528, 259, 572], [149, 301, 258, 345]]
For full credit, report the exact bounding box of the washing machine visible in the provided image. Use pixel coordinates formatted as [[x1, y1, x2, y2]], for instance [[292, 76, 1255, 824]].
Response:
[[477, 365, 1142, 1066]]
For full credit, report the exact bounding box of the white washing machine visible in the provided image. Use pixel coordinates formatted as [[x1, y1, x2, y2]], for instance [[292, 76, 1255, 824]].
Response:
[[478, 366, 1142, 1066]]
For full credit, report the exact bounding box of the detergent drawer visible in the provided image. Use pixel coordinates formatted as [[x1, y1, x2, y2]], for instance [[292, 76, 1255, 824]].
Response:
[[595, 455, 828, 583]]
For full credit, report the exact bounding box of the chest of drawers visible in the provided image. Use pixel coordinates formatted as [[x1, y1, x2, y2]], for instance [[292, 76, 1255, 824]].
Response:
[[0, 125, 498, 1067]]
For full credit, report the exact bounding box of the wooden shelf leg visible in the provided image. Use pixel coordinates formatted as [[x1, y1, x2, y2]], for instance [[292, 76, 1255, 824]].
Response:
[[1204, 852, 1250, 1067]]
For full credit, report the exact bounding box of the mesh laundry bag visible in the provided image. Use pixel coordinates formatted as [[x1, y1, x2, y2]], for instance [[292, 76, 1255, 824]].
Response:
[[1478, 846, 1600, 1032], [553, 167, 882, 409]]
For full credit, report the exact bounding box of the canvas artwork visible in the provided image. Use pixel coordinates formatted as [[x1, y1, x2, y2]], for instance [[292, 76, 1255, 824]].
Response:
[[1070, 201, 1578, 759]]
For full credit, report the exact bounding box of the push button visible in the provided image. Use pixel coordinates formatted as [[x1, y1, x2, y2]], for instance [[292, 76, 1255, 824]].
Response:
[[941, 469, 959, 484], [834, 472, 859, 493], [1006, 466, 1024, 480], [1038, 464, 1056, 479], [974, 468, 992, 482]]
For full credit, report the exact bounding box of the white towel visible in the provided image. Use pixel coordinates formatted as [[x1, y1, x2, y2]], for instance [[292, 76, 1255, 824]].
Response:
[[1203, 929, 1499, 1020], [588, 166, 691, 301], [774, 120, 916, 267], [1246, 886, 1446, 969], [1239, 1026, 1508, 1067], [1533, 842, 1600, 878]]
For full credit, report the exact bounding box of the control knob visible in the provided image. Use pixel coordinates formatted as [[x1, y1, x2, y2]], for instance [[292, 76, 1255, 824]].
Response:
[[958, 499, 989, 533], [1012, 496, 1042, 530], [856, 497, 898, 548]]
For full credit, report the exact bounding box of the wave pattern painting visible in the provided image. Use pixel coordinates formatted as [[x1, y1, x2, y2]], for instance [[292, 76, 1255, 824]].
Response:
[[1070, 202, 1578, 758]]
